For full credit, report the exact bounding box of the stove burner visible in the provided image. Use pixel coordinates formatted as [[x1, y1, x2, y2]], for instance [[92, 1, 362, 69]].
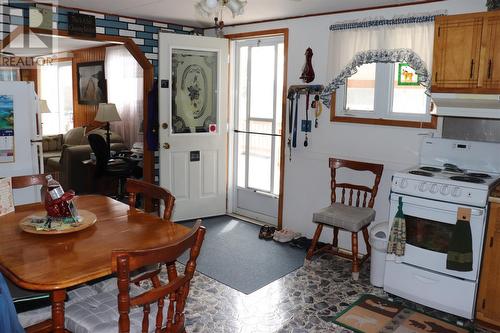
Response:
[[409, 170, 433, 177], [450, 175, 485, 184], [443, 163, 464, 174], [444, 167, 464, 174], [420, 166, 442, 172], [465, 172, 491, 179]]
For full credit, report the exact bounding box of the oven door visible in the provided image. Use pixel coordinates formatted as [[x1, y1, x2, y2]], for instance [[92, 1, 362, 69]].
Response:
[[389, 193, 486, 281]]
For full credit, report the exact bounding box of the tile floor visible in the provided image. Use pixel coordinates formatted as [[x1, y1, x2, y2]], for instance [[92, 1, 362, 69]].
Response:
[[160, 253, 496, 333], [18, 250, 496, 332]]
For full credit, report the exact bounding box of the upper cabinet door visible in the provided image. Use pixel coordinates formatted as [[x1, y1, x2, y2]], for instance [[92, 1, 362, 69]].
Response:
[[432, 14, 483, 90], [480, 12, 500, 89]]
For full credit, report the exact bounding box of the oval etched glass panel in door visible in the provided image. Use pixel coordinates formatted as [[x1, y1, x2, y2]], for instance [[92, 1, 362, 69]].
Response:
[[171, 49, 218, 134]]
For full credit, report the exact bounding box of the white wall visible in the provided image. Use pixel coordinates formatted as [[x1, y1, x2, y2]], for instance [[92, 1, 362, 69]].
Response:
[[216, 0, 487, 252]]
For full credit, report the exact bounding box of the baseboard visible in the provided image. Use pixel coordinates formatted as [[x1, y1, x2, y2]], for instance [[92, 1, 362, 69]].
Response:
[[227, 213, 273, 227]]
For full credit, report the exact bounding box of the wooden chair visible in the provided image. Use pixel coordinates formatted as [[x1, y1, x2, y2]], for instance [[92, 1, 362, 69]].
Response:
[[11, 172, 59, 191], [8, 173, 60, 309], [126, 178, 176, 221], [306, 158, 384, 280], [65, 221, 206, 333]]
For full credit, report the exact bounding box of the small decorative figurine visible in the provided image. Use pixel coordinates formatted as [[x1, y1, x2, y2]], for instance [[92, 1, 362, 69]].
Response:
[[300, 47, 315, 83], [45, 190, 78, 219], [44, 174, 78, 219]]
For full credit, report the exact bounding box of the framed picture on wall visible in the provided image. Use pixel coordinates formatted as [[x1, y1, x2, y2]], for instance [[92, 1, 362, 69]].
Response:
[[397, 63, 419, 86], [77, 61, 107, 105]]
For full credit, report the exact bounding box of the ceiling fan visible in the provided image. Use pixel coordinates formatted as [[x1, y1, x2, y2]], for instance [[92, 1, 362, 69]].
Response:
[[0, 51, 15, 57]]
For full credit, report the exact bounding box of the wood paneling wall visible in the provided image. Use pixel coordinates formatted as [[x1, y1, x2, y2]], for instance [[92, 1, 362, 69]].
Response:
[[72, 46, 106, 129], [20, 67, 38, 93]]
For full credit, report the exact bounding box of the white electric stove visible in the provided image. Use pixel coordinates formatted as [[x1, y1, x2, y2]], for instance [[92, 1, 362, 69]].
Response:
[[384, 137, 500, 319]]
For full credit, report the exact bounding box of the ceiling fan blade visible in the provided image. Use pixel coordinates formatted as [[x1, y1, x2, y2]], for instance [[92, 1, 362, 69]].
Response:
[[0, 51, 15, 57]]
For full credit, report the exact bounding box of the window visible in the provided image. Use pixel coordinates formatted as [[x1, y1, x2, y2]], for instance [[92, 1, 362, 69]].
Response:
[[345, 63, 376, 112], [39, 62, 74, 135], [0, 67, 19, 81], [334, 62, 432, 126]]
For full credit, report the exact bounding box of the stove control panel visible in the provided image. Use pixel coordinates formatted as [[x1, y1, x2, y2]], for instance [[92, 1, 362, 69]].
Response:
[[392, 176, 487, 207], [440, 185, 450, 195]]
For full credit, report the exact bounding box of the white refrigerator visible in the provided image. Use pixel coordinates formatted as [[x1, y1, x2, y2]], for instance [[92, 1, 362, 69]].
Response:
[[0, 81, 44, 205]]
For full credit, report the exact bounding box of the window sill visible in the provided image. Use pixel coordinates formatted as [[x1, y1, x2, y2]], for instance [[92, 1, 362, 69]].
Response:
[[330, 114, 437, 129], [330, 93, 437, 129]]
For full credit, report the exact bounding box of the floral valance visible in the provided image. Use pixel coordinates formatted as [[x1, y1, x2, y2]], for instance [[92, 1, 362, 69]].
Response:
[[321, 12, 445, 107], [320, 49, 430, 107]]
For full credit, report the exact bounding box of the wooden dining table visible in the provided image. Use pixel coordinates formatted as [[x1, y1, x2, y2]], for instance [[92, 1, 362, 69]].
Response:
[[0, 195, 190, 333]]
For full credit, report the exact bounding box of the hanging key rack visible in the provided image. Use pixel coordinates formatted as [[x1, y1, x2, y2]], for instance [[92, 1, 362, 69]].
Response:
[[286, 85, 324, 161], [287, 84, 324, 95]]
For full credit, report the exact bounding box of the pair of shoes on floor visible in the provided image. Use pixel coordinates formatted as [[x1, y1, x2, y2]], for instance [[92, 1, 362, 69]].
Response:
[[289, 236, 312, 249], [258, 225, 276, 240], [273, 228, 301, 243]]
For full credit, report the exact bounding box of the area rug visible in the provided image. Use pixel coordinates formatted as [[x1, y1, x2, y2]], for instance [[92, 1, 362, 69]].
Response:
[[334, 294, 470, 333], [178, 215, 306, 294]]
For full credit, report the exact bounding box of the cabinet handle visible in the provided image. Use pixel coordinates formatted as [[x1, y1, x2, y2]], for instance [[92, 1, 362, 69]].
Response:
[[488, 59, 493, 80], [470, 59, 475, 79]]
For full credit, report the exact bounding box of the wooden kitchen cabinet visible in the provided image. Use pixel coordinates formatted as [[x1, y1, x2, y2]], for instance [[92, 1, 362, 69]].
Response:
[[476, 201, 500, 328], [432, 11, 500, 93], [480, 13, 500, 89], [432, 13, 483, 90]]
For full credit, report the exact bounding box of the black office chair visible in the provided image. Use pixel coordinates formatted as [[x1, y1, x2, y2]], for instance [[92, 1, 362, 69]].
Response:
[[88, 134, 137, 198]]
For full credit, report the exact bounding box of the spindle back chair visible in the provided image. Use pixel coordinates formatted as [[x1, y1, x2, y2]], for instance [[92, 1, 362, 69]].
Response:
[[307, 158, 384, 280], [112, 220, 205, 333]]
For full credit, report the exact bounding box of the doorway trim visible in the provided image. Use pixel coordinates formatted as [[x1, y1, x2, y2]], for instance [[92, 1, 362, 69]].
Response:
[[225, 28, 288, 230], [1, 26, 155, 210]]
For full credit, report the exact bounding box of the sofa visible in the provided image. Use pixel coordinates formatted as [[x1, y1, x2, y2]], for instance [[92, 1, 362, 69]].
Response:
[[43, 127, 127, 193]]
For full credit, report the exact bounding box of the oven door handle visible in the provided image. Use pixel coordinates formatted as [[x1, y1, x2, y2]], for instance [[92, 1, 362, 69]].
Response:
[[394, 200, 484, 217]]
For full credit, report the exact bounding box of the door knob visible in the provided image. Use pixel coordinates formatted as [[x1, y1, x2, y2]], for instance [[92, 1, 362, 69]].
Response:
[[163, 143, 171, 150], [161, 123, 168, 129]]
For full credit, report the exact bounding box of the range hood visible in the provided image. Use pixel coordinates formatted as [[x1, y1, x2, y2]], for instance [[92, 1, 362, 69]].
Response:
[[431, 93, 500, 119]]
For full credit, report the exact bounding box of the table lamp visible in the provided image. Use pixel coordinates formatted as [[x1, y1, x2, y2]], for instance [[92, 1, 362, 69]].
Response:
[[39, 100, 51, 114], [94, 103, 121, 154], [38, 99, 51, 135]]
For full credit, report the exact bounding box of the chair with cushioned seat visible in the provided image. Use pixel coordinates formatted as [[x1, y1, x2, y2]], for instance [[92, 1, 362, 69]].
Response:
[[306, 158, 384, 280], [64, 221, 205, 333]]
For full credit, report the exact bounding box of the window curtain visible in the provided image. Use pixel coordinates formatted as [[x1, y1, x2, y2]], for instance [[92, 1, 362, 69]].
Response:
[[105, 45, 144, 147], [0, 68, 19, 81], [39, 62, 74, 135], [320, 13, 445, 107]]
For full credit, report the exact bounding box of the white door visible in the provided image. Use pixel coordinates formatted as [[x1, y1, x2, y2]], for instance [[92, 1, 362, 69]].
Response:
[[159, 33, 228, 221], [232, 36, 284, 225]]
